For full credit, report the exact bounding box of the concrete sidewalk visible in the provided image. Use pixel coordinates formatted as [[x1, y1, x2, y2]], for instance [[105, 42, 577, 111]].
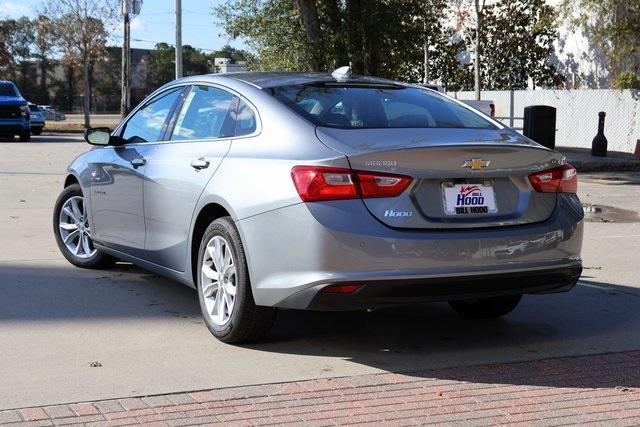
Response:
[[3, 350, 640, 426]]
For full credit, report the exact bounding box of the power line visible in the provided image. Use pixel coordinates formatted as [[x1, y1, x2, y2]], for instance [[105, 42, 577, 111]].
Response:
[[111, 34, 225, 52]]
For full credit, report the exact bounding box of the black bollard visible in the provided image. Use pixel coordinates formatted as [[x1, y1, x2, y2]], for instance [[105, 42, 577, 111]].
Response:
[[591, 112, 608, 157]]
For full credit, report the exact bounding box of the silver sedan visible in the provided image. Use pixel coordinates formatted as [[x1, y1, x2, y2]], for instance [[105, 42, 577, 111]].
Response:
[[53, 70, 584, 343]]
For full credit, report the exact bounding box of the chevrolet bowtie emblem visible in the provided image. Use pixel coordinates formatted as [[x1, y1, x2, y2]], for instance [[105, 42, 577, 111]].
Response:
[[461, 158, 491, 170]]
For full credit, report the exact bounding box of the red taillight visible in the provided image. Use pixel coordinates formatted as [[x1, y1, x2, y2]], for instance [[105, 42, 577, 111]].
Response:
[[291, 166, 358, 201], [529, 164, 577, 193], [291, 166, 412, 202], [321, 283, 362, 294]]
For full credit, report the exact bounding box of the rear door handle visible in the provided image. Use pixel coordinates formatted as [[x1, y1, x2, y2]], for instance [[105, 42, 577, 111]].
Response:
[[130, 158, 146, 168], [191, 158, 210, 170]]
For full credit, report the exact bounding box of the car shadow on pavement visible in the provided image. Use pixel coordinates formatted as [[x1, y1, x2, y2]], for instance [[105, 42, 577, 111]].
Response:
[[2, 261, 639, 390], [0, 135, 84, 144], [0, 261, 201, 321], [247, 279, 640, 388]]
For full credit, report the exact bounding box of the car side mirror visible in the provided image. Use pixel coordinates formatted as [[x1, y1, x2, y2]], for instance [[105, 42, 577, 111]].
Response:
[[84, 127, 125, 146], [84, 127, 111, 146]]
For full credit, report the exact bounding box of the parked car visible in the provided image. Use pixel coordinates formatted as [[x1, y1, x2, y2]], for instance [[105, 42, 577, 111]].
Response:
[[0, 80, 30, 142], [41, 105, 66, 121], [422, 84, 495, 117], [53, 70, 584, 344], [28, 103, 45, 135]]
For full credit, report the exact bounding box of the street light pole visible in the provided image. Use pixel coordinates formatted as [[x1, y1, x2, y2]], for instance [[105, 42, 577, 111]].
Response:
[[175, 0, 183, 78], [121, 1, 131, 117]]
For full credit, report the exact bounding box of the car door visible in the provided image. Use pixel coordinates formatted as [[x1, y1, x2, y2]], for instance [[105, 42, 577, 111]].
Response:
[[141, 84, 244, 271], [89, 87, 183, 257]]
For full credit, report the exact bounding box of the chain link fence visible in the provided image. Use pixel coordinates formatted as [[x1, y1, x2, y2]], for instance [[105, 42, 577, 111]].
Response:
[[448, 89, 640, 153]]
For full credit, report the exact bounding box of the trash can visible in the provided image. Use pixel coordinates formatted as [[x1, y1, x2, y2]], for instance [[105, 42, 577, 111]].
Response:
[[523, 105, 556, 150]]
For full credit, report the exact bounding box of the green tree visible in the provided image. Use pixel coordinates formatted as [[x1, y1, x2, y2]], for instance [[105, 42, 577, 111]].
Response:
[[211, 44, 255, 65], [148, 43, 212, 90], [94, 47, 121, 112], [431, 31, 474, 91], [213, 0, 455, 79], [0, 17, 34, 83], [214, 0, 311, 71], [472, 0, 563, 90], [214, 0, 560, 90], [563, 0, 640, 89]]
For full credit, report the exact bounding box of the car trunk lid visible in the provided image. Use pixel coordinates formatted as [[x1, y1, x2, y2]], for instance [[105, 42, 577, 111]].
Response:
[[316, 127, 563, 229]]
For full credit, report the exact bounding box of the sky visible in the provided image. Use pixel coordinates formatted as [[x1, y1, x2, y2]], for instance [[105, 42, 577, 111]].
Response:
[[0, 0, 248, 53]]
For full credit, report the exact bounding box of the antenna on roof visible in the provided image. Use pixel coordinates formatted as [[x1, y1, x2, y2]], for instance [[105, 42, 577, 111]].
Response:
[[331, 65, 352, 82]]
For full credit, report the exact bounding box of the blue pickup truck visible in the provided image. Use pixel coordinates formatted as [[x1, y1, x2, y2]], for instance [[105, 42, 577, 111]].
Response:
[[0, 80, 31, 142]]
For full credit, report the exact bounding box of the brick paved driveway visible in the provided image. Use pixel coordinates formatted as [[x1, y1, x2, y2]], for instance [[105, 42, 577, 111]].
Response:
[[3, 351, 639, 426]]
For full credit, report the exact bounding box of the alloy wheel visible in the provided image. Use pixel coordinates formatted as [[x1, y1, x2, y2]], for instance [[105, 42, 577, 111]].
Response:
[[58, 195, 97, 259], [201, 235, 237, 326]]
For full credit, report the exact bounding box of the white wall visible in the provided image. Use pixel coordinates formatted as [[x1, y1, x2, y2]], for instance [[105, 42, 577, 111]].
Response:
[[448, 90, 640, 153]]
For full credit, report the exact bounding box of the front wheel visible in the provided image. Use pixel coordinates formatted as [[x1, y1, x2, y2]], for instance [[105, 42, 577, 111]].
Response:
[[449, 294, 522, 319], [53, 184, 116, 269], [19, 132, 30, 142], [31, 128, 42, 136], [197, 217, 277, 343]]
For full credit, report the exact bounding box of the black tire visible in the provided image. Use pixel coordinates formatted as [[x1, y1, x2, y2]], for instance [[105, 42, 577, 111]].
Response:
[[449, 294, 522, 319], [53, 183, 116, 269], [19, 132, 30, 142], [197, 217, 277, 344], [31, 128, 42, 135]]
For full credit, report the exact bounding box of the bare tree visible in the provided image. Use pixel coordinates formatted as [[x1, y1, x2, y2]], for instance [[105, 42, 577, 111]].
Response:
[[42, 0, 117, 128]]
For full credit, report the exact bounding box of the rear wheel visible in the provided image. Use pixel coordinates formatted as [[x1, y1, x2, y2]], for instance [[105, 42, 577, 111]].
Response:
[[53, 184, 116, 269], [449, 294, 522, 319], [19, 132, 30, 142], [197, 217, 277, 343]]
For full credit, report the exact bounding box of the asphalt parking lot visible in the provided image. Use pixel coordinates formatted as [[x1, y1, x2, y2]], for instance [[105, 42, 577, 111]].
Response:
[[1, 134, 639, 410]]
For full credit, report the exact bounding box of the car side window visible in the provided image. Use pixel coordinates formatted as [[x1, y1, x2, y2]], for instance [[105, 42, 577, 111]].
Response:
[[170, 85, 236, 141], [121, 88, 182, 143], [235, 99, 257, 137]]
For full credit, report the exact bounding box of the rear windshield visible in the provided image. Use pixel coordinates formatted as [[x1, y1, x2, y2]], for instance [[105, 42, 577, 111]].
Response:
[[0, 83, 18, 97], [267, 84, 497, 129]]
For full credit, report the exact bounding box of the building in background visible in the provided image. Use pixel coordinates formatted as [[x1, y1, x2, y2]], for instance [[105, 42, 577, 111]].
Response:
[[213, 57, 247, 73]]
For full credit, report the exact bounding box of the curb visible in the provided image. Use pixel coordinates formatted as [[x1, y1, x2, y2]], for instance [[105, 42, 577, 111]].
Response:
[[573, 162, 640, 173], [43, 129, 84, 134]]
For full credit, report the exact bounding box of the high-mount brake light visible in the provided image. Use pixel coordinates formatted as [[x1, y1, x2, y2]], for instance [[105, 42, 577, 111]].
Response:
[[528, 164, 577, 193], [291, 166, 412, 202]]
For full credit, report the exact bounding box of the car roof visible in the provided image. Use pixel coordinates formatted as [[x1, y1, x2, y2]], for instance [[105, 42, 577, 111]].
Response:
[[212, 71, 406, 89]]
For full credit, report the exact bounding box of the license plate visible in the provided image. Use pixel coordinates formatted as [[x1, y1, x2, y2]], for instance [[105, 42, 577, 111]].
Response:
[[442, 183, 497, 215]]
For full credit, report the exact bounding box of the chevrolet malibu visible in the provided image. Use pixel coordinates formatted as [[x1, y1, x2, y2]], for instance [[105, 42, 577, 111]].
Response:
[[53, 71, 584, 343]]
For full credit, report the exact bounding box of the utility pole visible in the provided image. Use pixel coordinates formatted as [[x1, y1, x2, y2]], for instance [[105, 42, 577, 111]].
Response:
[[120, 0, 131, 117], [175, 0, 183, 78], [120, 0, 142, 116]]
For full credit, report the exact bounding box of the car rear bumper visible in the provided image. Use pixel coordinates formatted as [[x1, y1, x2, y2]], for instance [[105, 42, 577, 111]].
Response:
[[290, 267, 581, 310], [237, 194, 584, 309], [0, 118, 30, 134]]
